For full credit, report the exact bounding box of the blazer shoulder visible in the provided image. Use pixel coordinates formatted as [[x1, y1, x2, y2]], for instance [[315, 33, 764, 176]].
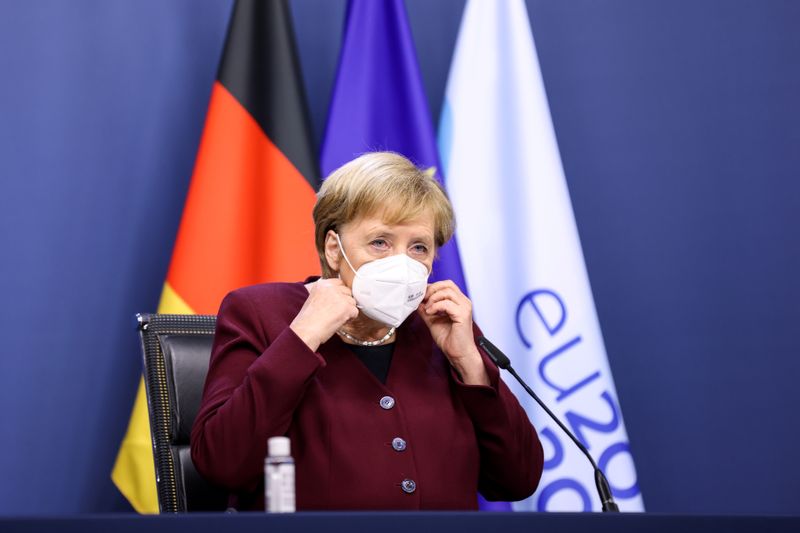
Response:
[[219, 281, 309, 321], [228, 281, 307, 300]]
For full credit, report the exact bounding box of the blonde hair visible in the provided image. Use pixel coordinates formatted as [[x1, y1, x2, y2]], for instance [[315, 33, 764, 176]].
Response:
[[313, 152, 455, 278]]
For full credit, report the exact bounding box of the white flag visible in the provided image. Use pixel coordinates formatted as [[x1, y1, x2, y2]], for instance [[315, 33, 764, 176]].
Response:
[[439, 0, 644, 511]]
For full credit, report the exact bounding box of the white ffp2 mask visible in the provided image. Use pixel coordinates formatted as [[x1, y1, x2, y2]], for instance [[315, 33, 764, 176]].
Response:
[[335, 233, 429, 327]]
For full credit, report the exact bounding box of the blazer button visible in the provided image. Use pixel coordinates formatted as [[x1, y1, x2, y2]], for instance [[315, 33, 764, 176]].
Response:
[[391, 437, 407, 451], [379, 396, 395, 410], [401, 479, 416, 494]]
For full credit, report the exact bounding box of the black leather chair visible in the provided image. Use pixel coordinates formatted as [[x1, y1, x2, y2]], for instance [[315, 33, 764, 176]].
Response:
[[137, 313, 228, 513]]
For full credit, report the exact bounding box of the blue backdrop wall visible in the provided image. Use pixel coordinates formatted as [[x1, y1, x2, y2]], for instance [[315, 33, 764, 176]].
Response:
[[1, 0, 798, 515]]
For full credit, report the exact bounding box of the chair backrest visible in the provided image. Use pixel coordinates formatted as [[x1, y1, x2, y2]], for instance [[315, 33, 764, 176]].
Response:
[[137, 313, 228, 513]]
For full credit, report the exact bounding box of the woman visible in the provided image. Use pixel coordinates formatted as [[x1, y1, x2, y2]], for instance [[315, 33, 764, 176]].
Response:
[[190, 152, 543, 510]]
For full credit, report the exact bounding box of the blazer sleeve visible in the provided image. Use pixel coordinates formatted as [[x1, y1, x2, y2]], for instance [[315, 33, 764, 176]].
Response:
[[190, 288, 325, 491], [450, 327, 545, 501]]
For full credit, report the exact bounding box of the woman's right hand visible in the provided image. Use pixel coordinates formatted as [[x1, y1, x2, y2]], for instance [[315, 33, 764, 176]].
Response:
[[289, 278, 359, 352]]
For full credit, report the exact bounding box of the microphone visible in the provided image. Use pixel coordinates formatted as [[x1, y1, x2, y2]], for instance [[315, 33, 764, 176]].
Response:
[[477, 336, 620, 513]]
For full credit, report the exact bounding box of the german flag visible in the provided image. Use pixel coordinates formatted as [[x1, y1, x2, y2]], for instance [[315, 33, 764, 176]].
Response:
[[112, 0, 320, 513]]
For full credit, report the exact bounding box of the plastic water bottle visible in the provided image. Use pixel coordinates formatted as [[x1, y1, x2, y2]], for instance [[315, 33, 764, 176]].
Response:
[[264, 436, 296, 512]]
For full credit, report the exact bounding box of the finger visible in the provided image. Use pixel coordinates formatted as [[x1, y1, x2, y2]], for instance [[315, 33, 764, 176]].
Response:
[[339, 299, 359, 321], [425, 287, 464, 307], [425, 291, 471, 316], [313, 280, 338, 296], [426, 279, 462, 293], [417, 302, 436, 326], [422, 282, 444, 303], [335, 294, 357, 311], [425, 299, 463, 319], [338, 284, 353, 296], [422, 283, 435, 302], [423, 280, 465, 302]]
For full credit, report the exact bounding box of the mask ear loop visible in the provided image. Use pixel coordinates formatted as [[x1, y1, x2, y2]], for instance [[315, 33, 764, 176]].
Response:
[[334, 233, 364, 312], [334, 232, 358, 277]]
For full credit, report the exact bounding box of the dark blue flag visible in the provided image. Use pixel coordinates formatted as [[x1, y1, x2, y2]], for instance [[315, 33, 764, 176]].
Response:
[[320, 0, 467, 293]]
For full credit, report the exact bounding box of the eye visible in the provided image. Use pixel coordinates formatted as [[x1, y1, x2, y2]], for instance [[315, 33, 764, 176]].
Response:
[[410, 243, 429, 255], [370, 238, 389, 250]]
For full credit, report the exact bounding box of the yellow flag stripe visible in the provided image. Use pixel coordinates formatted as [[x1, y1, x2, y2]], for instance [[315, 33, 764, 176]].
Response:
[[111, 379, 158, 513], [111, 282, 196, 513], [158, 281, 196, 314]]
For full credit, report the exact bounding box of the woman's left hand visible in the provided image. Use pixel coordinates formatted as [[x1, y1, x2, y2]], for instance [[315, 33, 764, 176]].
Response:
[[418, 280, 489, 386]]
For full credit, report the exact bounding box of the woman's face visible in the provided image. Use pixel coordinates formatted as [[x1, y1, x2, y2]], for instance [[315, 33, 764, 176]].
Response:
[[325, 212, 436, 286]]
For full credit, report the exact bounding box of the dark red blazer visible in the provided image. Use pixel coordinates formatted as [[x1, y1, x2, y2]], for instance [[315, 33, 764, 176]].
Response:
[[190, 280, 544, 511]]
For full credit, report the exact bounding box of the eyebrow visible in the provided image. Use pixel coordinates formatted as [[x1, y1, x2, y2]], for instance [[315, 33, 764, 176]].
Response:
[[365, 224, 393, 234], [365, 226, 434, 245]]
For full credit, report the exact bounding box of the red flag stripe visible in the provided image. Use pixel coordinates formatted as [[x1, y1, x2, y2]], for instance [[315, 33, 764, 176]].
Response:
[[167, 81, 319, 314]]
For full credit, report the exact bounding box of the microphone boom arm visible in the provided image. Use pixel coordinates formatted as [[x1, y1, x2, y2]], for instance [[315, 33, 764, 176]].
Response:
[[477, 336, 620, 513]]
